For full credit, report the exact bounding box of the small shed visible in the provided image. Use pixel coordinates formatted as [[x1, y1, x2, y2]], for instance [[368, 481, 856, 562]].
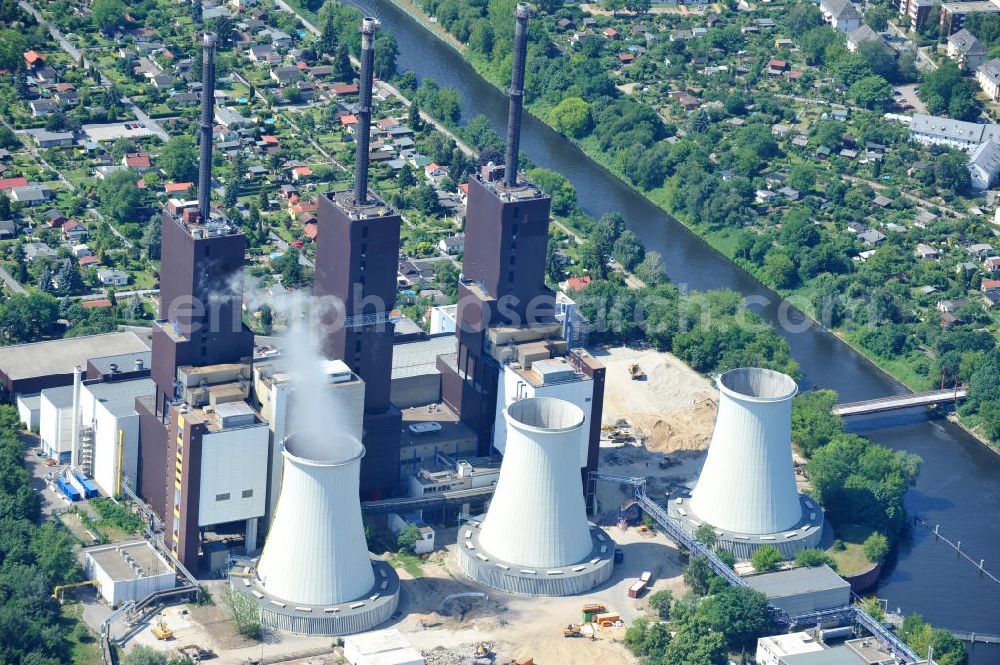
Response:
[[85, 541, 175, 606], [744, 565, 851, 617]]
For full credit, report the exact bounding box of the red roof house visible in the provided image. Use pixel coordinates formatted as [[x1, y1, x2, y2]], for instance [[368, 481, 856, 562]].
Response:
[[164, 182, 194, 194], [565, 275, 592, 292], [0, 177, 29, 190]]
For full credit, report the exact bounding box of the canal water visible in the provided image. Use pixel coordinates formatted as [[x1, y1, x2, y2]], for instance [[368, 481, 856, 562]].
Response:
[[351, 0, 1000, 657]]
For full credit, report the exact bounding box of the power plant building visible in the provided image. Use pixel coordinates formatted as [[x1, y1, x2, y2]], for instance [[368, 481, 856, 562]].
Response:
[[314, 17, 403, 499], [458, 397, 615, 595], [670, 368, 824, 559]]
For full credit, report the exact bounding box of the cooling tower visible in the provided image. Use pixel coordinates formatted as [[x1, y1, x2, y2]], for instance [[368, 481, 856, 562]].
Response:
[[235, 433, 399, 635], [257, 434, 374, 604], [458, 397, 615, 595], [673, 368, 824, 559]]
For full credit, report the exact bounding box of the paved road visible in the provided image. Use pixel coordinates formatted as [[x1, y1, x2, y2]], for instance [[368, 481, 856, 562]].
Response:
[[0, 264, 27, 295], [20, 0, 170, 142]]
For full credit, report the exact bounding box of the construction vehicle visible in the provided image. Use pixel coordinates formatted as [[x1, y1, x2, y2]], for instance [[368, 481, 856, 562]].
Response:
[[152, 619, 173, 640], [627, 363, 645, 380], [595, 612, 620, 627], [581, 603, 606, 622], [474, 642, 493, 658], [179, 645, 216, 661], [563, 623, 583, 638]]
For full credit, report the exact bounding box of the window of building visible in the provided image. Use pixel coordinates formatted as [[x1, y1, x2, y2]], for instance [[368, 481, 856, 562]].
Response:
[[242, 489, 253, 498], [215, 493, 230, 501]]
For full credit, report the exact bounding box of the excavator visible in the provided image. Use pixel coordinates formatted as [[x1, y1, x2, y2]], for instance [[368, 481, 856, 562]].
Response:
[[152, 618, 173, 640]]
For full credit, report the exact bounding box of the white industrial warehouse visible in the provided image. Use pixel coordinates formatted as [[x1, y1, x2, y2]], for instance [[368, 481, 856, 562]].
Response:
[[85, 541, 176, 606], [670, 368, 825, 559], [457, 396, 615, 595]]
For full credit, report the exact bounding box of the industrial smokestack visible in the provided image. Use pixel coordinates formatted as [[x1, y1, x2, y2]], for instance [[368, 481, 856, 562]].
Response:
[[353, 17, 378, 205], [70, 365, 82, 469], [689, 368, 801, 534], [197, 32, 217, 221], [503, 3, 531, 189]]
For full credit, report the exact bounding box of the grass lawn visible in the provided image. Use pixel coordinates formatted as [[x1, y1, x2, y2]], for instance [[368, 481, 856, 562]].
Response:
[[388, 551, 424, 578], [62, 604, 103, 665], [827, 523, 876, 576]]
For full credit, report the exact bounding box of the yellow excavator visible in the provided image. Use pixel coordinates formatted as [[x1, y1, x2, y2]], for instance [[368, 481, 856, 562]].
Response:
[[153, 619, 173, 640]]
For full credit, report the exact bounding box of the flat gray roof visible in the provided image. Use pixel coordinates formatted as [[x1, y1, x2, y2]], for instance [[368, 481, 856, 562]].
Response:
[[744, 564, 850, 598], [89, 351, 151, 376], [84, 378, 155, 417], [783, 646, 865, 665], [392, 335, 455, 380], [41, 384, 74, 409], [0, 331, 149, 382], [87, 541, 172, 582]]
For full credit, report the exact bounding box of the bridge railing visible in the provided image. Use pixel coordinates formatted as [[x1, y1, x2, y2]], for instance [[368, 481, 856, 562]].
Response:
[[591, 473, 924, 664]]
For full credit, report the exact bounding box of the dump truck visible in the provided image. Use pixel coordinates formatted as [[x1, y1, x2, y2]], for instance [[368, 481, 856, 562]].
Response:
[[563, 623, 583, 638]]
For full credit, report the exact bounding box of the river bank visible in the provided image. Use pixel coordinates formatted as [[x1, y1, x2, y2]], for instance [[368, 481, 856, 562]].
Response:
[[381, 0, 997, 453]]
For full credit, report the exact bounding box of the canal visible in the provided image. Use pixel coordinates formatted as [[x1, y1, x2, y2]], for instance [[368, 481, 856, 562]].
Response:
[[349, 0, 1000, 658]]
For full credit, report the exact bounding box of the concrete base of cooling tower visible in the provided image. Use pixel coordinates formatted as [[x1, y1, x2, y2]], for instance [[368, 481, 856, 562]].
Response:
[[668, 494, 825, 560], [230, 558, 399, 636], [457, 519, 615, 596]]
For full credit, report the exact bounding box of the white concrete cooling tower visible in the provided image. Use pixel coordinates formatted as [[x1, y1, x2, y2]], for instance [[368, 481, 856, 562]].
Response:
[[690, 367, 801, 534], [672, 368, 824, 560], [257, 435, 374, 604], [236, 433, 399, 635], [458, 397, 614, 595]]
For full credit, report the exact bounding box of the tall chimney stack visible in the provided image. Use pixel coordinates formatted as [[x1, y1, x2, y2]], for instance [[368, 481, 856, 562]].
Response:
[[353, 17, 378, 205], [198, 32, 217, 221], [504, 3, 531, 189]]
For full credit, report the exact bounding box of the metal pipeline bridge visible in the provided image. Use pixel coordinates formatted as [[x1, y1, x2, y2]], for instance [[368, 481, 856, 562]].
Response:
[[361, 484, 495, 514], [832, 388, 967, 417], [590, 473, 923, 664]]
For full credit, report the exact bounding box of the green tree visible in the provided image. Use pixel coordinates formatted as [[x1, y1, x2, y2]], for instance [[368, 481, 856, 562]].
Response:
[[550, 97, 593, 138], [319, 15, 338, 56], [697, 587, 772, 650], [124, 645, 167, 665], [683, 556, 715, 595], [159, 136, 198, 183], [98, 170, 144, 224], [613, 230, 645, 271], [92, 0, 126, 32], [648, 589, 673, 619], [409, 101, 424, 131], [525, 168, 577, 215], [787, 164, 817, 192], [762, 251, 797, 289], [900, 614, 968, 665], [397, 524, 422, 553], [861, 596, 885, 623], [694, 523, 719, 549], [636, 251, 667, 285], [333, 43, 353, 81], [794, 548, 837, 569], [850, 75, 893, 110], [469, 21, 495, 55], [374, 32, 399, 80], [750, 544, 783, 572], [863, 532, 890, 563], [625, 0, 652, 12], [0, 30, 27, 70], [0, 195, 11, 221]]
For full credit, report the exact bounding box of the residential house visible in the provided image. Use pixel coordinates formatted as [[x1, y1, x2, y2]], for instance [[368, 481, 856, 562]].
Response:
[[215, 106, 252, 129], [331, 83, 359, 96], [164, 182, 194, 196], [340, 114, 359, 133], [847, 25, 886, 52], [29, 99, 60, 117], [669, 90, 700, 110], [948, 29, 988, 71], [0, 220, 16, 240], [985, 256, 1000, 272], [858, 229, 886, 245], [261, 29, 292, 49], [23, 50, 45, 69], [915, 210, 938, 227], [96, 268, 129, 286], [291, 166, 312, 181], [937, 298, 970, 313], [777, 186, 800, 201], [123, 152, 152, 171], [978, 59, 1000, 101], [820, 0, 862, 32], [62, 220, 88, 242], [983, 291, 1000, 309], [23, 242, 56, 262], [564, 276, 592, 292], [0, 177, 29, 192], [899, 0, 936, 31], [9, 186, 50, 206], [981, 278, 1000, 292], [248, 43, 279, 63], [915, 243, 940, 260], [438, 235, 465, 255], [31, 130, 74, 148], [873, 194, 893, 207], [968, 138, 1000, 189], [71, 244, 92, 259], [424, 163, 449, 186], [270, 66, 299, 86], [151, 73, 174, 89], [966, 242, 995, 258], [43, 208, 67, 227], [603, 27, 621, 40], [767, 59, 789, 74], [618, 53, 636, 65]]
